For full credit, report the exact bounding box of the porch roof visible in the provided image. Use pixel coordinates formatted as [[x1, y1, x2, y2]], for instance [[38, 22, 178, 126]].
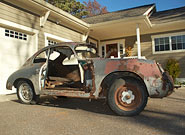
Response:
[[83, 4, 155, 24], [83, 4, 155, 40], [86, 4, 185, 40]]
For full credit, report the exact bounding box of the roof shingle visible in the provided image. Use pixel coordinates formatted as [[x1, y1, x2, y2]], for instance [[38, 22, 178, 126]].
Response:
[[82, 4, 155, 24], [150, 6, 185, 24]]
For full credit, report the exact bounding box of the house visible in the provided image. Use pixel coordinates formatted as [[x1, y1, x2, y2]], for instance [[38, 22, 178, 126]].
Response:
[[0, 0, 185, 94]]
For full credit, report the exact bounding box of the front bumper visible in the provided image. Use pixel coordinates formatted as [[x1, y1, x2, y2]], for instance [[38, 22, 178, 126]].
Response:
[[162, 72, 174, 97], [6, 81, 13, 90]]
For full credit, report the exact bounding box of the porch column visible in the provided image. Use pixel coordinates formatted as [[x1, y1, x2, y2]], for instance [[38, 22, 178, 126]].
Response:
[[136, 24, 141, 59]]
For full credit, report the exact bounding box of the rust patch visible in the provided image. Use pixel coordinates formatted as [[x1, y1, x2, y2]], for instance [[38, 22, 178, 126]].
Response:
[[133, 65, 140, 72], [90, 62, 96, 96], [154, 74, 160, 79], [114, 83, 142, 111], [105, 59, 161, 79], [104, 61, 120, 74], [118, 60, 127, 70], [150, 89, 160, 97]]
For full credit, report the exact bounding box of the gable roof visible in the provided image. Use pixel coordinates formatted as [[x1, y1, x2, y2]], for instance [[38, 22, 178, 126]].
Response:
[[150, 6, 185, 24], [82, 4, 155, 24]]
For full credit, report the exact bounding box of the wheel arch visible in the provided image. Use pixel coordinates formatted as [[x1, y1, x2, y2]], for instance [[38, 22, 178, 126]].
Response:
[[14, 78, 35, 91], [15, 78, 40, 104], [98, 71, 149, 97]]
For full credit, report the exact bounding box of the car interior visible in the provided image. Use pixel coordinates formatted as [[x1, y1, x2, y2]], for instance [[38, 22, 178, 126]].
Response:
[[34, 45, 97, 92]]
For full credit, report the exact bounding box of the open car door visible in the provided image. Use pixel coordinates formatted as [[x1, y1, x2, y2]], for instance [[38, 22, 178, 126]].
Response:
[[39, 48, 51, 89]]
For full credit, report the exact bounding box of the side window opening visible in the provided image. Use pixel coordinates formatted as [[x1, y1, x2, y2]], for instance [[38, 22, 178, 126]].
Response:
[[33, 50, 48, 63]]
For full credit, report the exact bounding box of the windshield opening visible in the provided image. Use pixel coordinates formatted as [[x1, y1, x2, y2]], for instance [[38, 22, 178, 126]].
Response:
[[75, 44, 99, 59]]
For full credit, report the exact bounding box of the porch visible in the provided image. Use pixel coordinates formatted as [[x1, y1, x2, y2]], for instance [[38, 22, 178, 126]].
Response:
[[82, 5, 154, 59]]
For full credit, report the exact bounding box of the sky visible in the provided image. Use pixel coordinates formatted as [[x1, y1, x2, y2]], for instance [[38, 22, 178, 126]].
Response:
[[77, 0, 185, 12]]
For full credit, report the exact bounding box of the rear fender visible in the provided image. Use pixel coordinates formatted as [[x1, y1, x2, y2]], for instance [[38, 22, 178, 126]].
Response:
[[93, 58, 171, 98]]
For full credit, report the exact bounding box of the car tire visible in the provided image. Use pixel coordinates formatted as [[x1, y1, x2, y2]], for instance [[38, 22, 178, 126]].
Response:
[[108, 77, 148, 116], [17, 81, 39, 104]]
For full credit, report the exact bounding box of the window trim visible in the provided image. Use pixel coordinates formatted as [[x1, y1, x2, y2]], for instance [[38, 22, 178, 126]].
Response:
[[152, 31, 185, 54], [88, 38, 98, 47], [0, 18, 38, 52], [44, 33, 73, 47]]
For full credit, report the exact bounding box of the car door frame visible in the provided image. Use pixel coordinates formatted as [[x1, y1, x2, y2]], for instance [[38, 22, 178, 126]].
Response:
[[39, 45, 96, 98]]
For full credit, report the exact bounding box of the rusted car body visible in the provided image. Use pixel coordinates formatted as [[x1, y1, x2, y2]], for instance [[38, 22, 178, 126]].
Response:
[[6, 42, 174, 116]]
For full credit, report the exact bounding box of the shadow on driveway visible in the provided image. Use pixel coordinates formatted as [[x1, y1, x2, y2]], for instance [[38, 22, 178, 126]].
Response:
[[12, 95, 185, 134]]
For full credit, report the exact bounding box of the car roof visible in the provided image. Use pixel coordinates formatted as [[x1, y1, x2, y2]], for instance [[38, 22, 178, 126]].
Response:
[[34, 42, 96, 56]]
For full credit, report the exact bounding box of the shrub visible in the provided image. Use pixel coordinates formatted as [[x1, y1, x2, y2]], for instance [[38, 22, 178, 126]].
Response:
[[165, 59, 181, 81]]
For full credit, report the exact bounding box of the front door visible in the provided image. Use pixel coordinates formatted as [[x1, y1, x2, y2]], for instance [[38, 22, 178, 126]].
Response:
[[106, 43, 118, 58]]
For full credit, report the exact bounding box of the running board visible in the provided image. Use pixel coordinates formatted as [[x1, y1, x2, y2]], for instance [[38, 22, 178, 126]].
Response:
[[40, 89, 91, 98]]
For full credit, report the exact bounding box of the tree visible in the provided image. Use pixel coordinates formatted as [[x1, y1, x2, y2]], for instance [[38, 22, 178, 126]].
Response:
[[46, 0, 88, 18], [83, 0, 108, 17]]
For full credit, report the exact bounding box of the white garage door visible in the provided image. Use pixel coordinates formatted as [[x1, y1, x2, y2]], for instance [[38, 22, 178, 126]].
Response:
[[0, 27, 36, 94]]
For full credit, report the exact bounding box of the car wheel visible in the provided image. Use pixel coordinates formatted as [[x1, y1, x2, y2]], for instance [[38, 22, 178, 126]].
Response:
[[108, 78, 148, 116], [17, 81, 39, 104]]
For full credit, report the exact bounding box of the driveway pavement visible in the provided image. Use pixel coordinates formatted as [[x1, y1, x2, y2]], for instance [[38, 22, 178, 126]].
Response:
[[0, 88, 185, 135]]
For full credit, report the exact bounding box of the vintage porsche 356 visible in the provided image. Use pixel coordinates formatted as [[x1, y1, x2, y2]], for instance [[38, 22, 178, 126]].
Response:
[[6, 42, 174, 116]]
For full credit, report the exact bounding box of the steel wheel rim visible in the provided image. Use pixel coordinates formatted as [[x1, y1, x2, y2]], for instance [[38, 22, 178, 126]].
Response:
[[114, 83, 142, 111], [19, 83, 33, 102]]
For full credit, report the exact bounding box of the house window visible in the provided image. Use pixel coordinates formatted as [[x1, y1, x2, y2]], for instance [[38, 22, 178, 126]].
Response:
[[5, 29, 27, 41], [154, 37, 170, 52], [119, 44, 124, 57], [171, 35, 185, 50], [48, 40, 57, 46], [102, 46, 105, 58], [154, 34, 185, 53]]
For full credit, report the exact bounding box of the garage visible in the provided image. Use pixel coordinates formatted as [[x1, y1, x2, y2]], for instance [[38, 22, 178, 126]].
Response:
[[0, 26, 37, 94]]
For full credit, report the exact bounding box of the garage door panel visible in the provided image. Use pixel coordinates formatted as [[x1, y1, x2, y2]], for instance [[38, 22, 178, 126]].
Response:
[[0, 26, 35, 94], [1, 53, 27, 68], [0, 39, 33, 56]]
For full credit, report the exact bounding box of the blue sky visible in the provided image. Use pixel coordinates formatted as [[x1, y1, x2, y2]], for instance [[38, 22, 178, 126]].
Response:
[[77, 0, 185, 12]]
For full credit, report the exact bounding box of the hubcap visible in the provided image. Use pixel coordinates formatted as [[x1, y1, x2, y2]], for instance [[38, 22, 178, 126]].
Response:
[[19, 83, 33, 102], [114, 83, 142, 111], [121, 90, 135, 104]]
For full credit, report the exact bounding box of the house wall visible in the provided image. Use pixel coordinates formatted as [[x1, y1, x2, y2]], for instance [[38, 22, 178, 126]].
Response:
[[0, 1, 84, 94], [125, 30, 185, 78], [0, 2, 83, 51]]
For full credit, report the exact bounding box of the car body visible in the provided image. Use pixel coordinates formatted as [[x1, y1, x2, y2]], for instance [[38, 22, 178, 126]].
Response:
[[6, 42, 174, 116]]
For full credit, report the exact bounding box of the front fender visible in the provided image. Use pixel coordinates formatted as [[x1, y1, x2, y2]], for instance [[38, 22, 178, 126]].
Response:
[[6, 63, 43, 95]]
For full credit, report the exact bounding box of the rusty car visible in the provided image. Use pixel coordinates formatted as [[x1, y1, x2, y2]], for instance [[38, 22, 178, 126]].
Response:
[[6, 42, 174, 116]]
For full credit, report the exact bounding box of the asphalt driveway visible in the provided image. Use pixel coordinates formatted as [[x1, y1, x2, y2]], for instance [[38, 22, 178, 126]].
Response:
[[0, 88, 185, 135]]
